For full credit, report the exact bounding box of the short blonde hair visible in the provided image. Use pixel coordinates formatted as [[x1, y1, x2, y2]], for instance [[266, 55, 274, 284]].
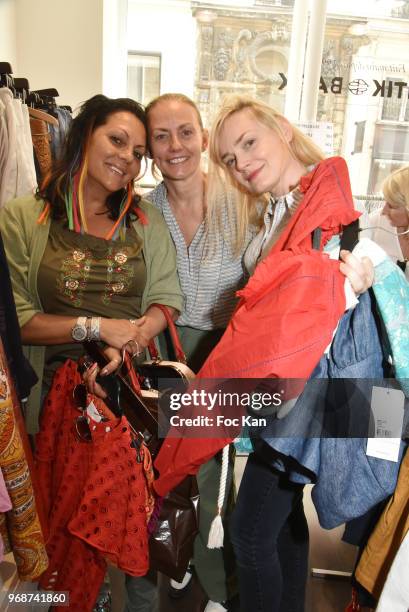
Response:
[[206, 94, 324, 254], [382, 165, 409, 211]]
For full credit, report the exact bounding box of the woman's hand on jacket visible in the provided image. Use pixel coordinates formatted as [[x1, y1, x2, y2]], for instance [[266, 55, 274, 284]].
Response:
[[339, 249, 374, 295]]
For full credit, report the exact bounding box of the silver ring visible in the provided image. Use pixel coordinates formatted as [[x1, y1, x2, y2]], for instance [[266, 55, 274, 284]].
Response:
[[129, 319, 137, 325], [126, 339, 142, 357]]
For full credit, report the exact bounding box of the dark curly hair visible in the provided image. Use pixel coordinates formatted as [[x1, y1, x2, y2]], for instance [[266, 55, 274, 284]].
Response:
[[37, 94, 147, 222]]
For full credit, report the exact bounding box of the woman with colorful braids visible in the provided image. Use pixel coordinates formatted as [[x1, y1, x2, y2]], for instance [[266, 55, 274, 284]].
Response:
[[0, 93, 183, 610], [0, 93, 183, 434]]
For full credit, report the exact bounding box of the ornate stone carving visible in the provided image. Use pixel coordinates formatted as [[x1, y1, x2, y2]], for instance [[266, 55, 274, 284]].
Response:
[[321, 40, 337, 78], [341, 34, 370, 58], [213, 30, 235, 81], [247, 31, 287, 83], [198, 24, 214, 81], [193, 5, 290, 124], [271, 19, 290, 43], [230, 29, 254, 82]]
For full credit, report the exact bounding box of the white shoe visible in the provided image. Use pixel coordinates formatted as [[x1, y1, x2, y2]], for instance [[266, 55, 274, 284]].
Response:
[[168, 565, 193, 598], [203, 601, 228, 612]]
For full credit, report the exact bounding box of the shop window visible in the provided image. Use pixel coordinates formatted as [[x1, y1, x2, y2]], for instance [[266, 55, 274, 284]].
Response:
[[127, 52, 161, 106], [126, 0, 409, 198]]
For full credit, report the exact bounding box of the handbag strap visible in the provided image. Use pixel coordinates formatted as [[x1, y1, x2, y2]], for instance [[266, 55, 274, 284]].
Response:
[[147, 340, 160, 362], [149, 303, 187, 364], [123, 351, 142, 394]]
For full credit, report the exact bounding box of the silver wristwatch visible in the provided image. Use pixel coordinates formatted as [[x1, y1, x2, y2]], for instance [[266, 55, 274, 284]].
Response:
[[71, 316, 88, 342]]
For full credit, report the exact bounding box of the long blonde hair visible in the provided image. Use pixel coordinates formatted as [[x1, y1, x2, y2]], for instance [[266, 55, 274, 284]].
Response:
[[382, 165, 409, 211], [207, 95, 325, 254]]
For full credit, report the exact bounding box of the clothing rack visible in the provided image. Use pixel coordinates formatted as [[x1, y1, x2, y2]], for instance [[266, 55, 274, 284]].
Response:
[[354, 194, 384, 201], [0, 61, 71, 111], [0, 60, 73, 198], [353, 194, 385, 214]]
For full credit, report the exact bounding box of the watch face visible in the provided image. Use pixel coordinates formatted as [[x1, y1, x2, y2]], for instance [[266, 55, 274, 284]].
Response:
[[72, 324, 87, 342]]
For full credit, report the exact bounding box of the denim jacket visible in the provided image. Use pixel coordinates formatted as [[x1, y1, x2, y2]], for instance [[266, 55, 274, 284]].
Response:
[[254, 291, 407, 529]]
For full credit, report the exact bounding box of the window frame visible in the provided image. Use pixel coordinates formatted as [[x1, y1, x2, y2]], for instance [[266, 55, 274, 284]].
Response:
[[127, 50, 162, 107]]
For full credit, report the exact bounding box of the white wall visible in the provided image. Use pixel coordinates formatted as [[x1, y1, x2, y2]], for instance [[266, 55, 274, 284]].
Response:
[[0, 0, 18, 73], [103, 0, 128, 98], [14, 0, 104, 111], [127, 0, 196, 98]]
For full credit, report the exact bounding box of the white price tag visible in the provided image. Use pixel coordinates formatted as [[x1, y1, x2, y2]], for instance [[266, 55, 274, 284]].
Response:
[[86, 400, 102, 423], [366, 386, 404, 462]]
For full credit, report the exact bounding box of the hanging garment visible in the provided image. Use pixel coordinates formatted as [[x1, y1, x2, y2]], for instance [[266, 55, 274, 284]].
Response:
[[0, 88, 17, 208], [12, 98, 37, 197], [0, 338, 48, 580], [354, 448, 409, 601], [21, 103, 37, 189], [0, 99, 9, 197], [251, 279, 407, 529], [36, 360, 151, 611], [154, 157, 361, 496], [0, 231, 37, 400], [49, 107, 72, 161], [354, 237, 409, 397], [0, 88, 37, 207], [376, 529, 409, 612], [29, 107, 58, 182]]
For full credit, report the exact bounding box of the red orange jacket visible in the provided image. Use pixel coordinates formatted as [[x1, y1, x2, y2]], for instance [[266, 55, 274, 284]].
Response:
[[154, 157, 360, 496]]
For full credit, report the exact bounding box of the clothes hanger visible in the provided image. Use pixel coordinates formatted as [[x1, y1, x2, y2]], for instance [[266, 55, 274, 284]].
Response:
[[13, 77, 30, 104], [32, 88, 59, 98], [0, 63, 17, 96], [0, 62, 13, 88], [31, 88, 59, 118], [28, 105, 59, 126]]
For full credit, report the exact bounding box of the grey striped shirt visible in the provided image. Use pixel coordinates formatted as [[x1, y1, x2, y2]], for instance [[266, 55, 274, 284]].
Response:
[[244, 187, 303, 274], [146, 182, 247, 329]]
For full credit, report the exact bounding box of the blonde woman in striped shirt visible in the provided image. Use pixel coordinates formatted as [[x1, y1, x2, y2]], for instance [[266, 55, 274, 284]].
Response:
[[138, 94, 247, 612]]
